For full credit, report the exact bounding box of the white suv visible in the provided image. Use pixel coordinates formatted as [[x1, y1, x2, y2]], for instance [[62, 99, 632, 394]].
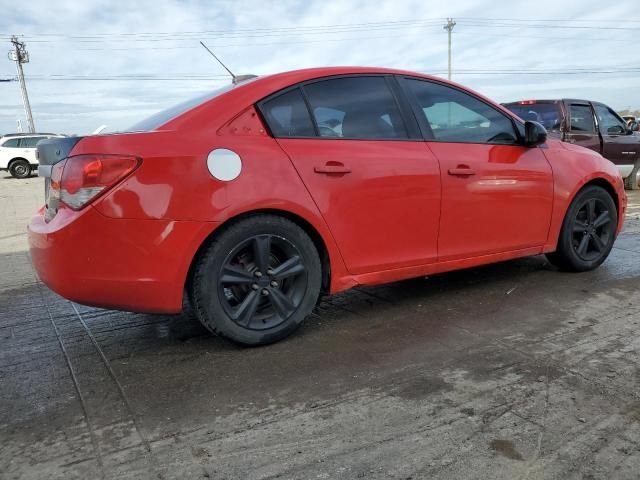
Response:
[[0, 133, 64, 179]]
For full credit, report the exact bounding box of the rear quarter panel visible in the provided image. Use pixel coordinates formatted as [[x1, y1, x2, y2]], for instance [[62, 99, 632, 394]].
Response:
[[70, 118, 352, 293]]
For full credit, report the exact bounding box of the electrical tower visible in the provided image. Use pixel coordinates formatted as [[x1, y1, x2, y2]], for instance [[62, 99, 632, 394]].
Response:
[[443, 18, 456, 81], [8, 36, 35, 133]]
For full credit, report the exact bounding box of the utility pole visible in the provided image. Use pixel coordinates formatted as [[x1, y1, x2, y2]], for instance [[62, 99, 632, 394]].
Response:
[[8, 36, 35, 133], [443, 18, 456, 81]]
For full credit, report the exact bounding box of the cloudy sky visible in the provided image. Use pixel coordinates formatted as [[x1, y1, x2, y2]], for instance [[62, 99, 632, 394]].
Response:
[[1, 0, 639, 134]]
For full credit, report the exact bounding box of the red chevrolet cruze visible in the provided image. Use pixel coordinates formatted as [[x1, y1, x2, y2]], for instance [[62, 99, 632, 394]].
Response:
[[29, 67, 627, 345]]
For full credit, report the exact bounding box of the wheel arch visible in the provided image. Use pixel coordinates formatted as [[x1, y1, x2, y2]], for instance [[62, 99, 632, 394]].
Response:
[[185, 208, 332, 297], [575, 177, 621, 217]]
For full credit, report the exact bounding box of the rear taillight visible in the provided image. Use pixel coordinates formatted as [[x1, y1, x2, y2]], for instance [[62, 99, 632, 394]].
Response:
[[54, 154, 140, 210]]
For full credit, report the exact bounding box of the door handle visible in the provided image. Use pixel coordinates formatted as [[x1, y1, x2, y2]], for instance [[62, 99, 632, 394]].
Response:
[[314, 163, 352, 175], [448, 166, 476, 176]]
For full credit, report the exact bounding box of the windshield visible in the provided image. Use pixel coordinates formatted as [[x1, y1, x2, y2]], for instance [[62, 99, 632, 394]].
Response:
[[503, 102, 562, 131], [126, 84, 235, 132]]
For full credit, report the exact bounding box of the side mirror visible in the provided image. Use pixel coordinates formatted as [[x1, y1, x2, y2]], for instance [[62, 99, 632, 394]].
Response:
[[524, 121, 547, 147]]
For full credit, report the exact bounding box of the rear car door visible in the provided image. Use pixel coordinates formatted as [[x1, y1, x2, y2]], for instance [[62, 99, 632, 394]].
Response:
[[20, 136, 43, 163], [259, 76, 441, 274], [400, 77, 554, 261], [565, 102, 601, 152], [593, 103, 639, 166]]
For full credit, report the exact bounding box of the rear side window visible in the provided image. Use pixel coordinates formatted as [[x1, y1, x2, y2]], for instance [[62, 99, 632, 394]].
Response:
[[21, 137, 43, 148], [303, 76, 408, 139], [406, 79, 517, 144], [2, 138, 19, 148], [569, 105, 595, 132], [260, 88, 315, 137], [504, 103, 562, 130], [127, 84, 235, 132]]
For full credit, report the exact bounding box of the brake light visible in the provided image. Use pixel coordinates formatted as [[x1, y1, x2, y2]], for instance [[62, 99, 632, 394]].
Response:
[[519, 100, 537, 105], [56, 154, 140, 210]]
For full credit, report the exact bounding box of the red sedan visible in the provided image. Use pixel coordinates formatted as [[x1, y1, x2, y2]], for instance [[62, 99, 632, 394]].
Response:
[[29, 67, 627, 345]]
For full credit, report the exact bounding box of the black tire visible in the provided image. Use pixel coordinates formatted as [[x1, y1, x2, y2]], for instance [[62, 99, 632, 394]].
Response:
[[190, 215, 322, 346], [9, 159, 31, 179], [546, 185, 618, 272]]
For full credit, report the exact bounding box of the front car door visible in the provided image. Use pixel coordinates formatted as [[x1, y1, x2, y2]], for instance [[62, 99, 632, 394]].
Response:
[[593, 103, 639, 168], [399, 77, 554, 261], [258, 75, 441, 274], [564, 102, 600, 153]]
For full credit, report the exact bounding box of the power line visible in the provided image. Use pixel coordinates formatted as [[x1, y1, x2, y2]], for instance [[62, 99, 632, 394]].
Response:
[[4, 67, 638, 82], [4, 16, 640, 45]]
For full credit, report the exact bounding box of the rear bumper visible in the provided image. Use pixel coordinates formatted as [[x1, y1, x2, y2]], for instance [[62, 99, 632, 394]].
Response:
[[28, 206, 217, 313]]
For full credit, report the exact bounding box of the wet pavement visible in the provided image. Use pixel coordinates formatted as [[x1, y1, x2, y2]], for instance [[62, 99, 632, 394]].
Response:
[[1, 175, 640, 480]]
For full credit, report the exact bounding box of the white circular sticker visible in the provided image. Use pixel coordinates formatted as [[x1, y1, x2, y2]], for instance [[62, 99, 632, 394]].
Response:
[[207, 148, 242, 181]]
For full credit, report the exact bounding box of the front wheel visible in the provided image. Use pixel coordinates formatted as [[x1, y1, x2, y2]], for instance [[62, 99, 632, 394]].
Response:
[[9, 159, 31, 179], [190, 215, 322, 346], [546, 185, 618, 272]]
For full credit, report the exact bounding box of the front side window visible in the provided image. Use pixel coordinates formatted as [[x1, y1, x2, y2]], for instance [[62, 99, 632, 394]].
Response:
[[260, 88, 315, 138], [406, 79, 518, 144], [303, 76, 408, 139], [1, 138, 20, 148], [569, 105, 595, 132], [594, 105, 627, 135]]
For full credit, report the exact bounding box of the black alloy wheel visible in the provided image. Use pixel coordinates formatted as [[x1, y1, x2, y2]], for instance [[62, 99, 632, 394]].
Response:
[[570, 197, 613, 262], [191, 215, 322, 346], [546, 185, 618, 272], [218, 234, 308, 330]]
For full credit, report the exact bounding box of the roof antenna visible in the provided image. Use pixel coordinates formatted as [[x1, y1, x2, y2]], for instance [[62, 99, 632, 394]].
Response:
[[199, 41, 237, 82]]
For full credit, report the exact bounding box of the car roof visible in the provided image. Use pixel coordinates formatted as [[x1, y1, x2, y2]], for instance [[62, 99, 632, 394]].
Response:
[[162, 66, 518, 131]]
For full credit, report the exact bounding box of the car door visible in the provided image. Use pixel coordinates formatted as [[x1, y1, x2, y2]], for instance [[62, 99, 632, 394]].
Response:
[[564, 102, 601, 153], [593, 103, 639, 166], [0, 137, 20, 166], [20, 136, 41, 163], [258, 76, 441, 275], [399, 77, 554, 262]]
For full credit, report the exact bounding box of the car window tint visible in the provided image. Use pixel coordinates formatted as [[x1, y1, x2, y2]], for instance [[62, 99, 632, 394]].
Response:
[[407, 79, 517, 144], [503, 103, 562, 130], [127, 84, 235, 132], [261, 88, 315, 137], [569, 105, 595, 132], [594, 105, 627, 134], [2, 138, 20, 148], [303, 76, 408, 139], [21, 137, 42, 148]]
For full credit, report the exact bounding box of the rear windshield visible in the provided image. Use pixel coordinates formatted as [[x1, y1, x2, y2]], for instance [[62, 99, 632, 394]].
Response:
[[503, 102, 562, 131], [126, 84, 235, 132]]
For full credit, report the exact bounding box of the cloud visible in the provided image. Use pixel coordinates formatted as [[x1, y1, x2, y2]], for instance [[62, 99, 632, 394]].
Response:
[[1, 0, 639, 134]]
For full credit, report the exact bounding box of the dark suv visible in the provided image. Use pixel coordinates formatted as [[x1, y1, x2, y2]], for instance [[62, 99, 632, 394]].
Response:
[[504, 100, 639, 189]]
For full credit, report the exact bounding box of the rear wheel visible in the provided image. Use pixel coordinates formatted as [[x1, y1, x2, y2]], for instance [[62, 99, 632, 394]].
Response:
[[191, 215, 322, 346], [546, 185, 617, 272], [9, 159, 31, 179]]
